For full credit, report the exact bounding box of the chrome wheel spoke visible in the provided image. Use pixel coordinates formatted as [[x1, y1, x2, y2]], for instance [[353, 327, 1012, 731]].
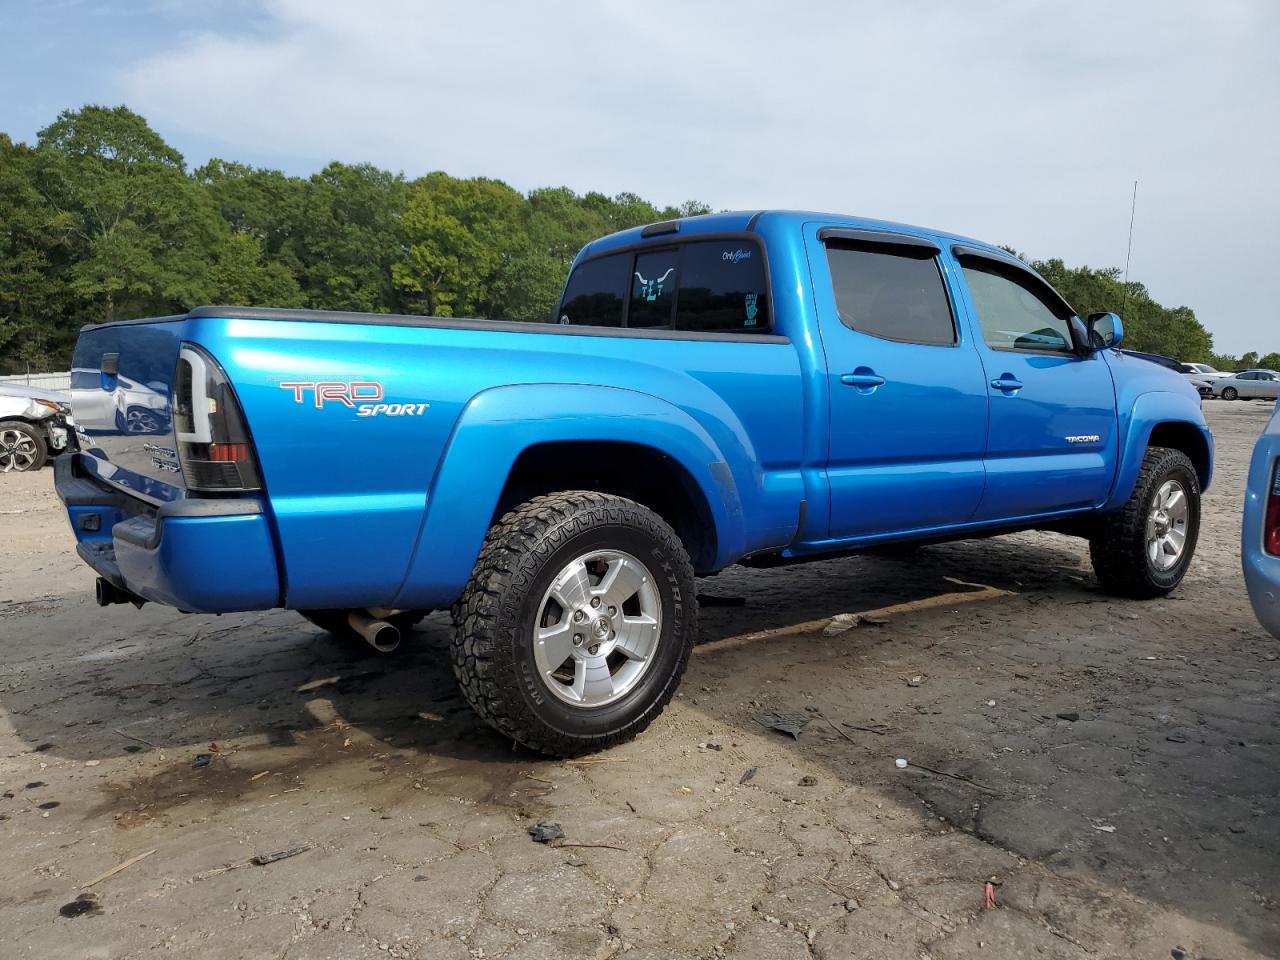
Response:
[[573, 655, 614, 703], [599, 556, 646, 609], [614, 614, 658, 661], [550, 559, 593, 610], [536, 618, 576, 670]]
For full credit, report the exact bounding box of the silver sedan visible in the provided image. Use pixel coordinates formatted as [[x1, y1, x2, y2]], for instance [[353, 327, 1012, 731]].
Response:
[[1210, 369, 1280, 401]]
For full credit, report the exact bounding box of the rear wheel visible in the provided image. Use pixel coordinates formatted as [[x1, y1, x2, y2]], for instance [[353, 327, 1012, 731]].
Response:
[[1089, 446, 1200, 599], [0, 421, 47, 473], [451, 491, 695, 756]]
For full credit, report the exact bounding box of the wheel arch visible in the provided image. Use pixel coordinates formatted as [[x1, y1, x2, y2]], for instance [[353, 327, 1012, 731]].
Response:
[[494, 440, 720, 572], [390, 383, 745, 609], [1105, 390, 1214, 512]]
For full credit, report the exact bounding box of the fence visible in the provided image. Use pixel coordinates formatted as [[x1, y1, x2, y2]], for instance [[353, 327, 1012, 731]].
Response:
[[0, 371, 72, 392]]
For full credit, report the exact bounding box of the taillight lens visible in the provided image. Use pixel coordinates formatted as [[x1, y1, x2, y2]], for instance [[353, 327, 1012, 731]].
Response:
[[1266, 462, 1280, 557], [174, 344, 263, 492]]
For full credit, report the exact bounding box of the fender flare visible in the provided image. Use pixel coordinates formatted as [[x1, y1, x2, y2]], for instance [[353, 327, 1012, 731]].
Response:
[[391, 383, 745, 608], [1104, 390, 1214, 511]]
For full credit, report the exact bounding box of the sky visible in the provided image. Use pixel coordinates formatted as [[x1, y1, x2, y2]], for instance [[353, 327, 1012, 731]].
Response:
[[2, 0, 1277, 356]]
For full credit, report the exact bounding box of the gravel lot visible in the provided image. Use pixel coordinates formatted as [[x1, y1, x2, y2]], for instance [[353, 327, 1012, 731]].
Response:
[[1, 400, 1276, 960]]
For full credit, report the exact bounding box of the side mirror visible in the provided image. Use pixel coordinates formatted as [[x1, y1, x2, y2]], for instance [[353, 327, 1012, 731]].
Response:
[[1086, 312, 1124, 350]]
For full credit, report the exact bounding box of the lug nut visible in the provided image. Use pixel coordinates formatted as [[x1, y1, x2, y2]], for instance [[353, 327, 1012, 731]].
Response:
[[590, 597, 601, 609], [588, 643, 600, 655], [608, 605, 617, 616], [573, 610, 586, 623], [573, 634, 584, 646]]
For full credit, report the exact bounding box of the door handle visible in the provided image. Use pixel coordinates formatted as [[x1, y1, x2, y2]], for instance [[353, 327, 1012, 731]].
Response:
[[990, 376, 1023, 392], [840, 372, 886, 389]]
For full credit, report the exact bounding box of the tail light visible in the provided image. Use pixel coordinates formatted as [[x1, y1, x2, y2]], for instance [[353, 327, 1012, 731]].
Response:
[[173, 344, 263, 492], [1267, 461, 1280, 557]]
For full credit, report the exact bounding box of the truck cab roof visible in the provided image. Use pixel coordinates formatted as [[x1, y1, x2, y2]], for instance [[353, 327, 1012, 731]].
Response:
[[582, 209, 1007, 261]]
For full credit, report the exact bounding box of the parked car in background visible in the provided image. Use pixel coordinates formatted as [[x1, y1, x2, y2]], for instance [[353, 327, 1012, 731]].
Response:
[[0, 384, 70, 472], [1179, 362, 1225, 398], [1243, 402, 1280, 638], [1180, 362, 1227, 380], [1209, 370, 1280, 401]]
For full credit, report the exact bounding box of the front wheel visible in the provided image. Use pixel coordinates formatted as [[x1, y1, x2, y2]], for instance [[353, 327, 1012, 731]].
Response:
[[0, 421, 48, 473], [1221, 386, 1238, 401], [1089, 446, 1200, 599], [451, 492, 696, 756]]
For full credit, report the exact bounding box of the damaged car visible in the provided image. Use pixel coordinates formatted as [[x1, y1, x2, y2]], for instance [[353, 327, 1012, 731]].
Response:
[[0, 384, 70, 472]]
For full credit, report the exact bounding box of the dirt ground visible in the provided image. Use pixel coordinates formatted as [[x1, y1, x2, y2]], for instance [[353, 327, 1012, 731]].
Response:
[[1, 400, 1276, 960]]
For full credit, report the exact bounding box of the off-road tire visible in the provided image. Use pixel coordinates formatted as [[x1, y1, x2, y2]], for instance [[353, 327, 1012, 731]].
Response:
[[0, 420, 48, 472], [1089, 446, 1200, 599], [1221, 386, 1238, 401], [299, 609, 425, 645], [451, 491, 696, 756]]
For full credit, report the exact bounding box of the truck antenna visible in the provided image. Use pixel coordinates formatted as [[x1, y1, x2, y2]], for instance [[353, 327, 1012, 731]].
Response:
[[1121, 179, 1137, 318]]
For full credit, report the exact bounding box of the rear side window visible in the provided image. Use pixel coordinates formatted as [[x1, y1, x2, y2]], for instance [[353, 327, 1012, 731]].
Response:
[[675, 240, 768, 333], [556, 253, 628, 327], [556, 237, 772, 334], [824, 243, 956, 345]]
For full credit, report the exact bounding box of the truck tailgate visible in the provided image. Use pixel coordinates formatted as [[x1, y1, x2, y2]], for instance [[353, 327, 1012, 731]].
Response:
[[70, 318, 187, 504]]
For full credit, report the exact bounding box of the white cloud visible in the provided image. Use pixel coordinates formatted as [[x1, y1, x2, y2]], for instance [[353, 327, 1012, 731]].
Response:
[[121, 0, 1280, 352]]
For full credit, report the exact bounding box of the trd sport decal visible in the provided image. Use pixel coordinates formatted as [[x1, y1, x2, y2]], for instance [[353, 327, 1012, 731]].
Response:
[[279, 381, 430, 417]]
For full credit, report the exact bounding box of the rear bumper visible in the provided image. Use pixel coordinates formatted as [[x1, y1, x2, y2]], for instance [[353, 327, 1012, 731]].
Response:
[[55, 453, 281, 613]]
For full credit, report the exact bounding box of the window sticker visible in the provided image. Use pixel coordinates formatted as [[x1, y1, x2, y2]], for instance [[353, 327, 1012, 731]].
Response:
[[744, 292, 759, 325], [635, 267, 675, 302]]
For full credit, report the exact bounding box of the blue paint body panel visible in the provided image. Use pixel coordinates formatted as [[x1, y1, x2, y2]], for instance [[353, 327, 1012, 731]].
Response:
[[56, 210, 1214, 616], [1243, 404, 1280, 639]]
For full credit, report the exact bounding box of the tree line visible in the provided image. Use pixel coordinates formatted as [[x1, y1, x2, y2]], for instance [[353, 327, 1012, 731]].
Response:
[[1, 105, 1268, 374]]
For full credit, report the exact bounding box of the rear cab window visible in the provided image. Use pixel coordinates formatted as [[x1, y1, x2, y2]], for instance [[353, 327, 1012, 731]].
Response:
[[555, 237, 770, 335]]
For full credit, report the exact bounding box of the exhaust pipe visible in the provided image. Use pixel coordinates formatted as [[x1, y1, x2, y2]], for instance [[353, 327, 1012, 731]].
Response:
[[348, 610, 400, 653], [96, 577, 145, 608]]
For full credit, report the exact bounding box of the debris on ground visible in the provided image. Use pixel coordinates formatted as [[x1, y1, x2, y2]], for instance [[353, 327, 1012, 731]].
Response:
[[58, 892, 102, 919], [895, 758, 908, 769], [1056, 711, 1081, 722], [295, 675, 341, 693], [905, 674, 926, 687], [823, 613, 891, 636], [84, 849, 157, 887], [191, 753, 212, 768], [739, 767, 758, 785], [566, 857, 587, 867], [844, 899, 859, 912], [250, 845, 312, 866], [984, 881, 998, 909], [798, 775, 818, 786], [527, 820, 564, 843], [753, 710, 812, 739]]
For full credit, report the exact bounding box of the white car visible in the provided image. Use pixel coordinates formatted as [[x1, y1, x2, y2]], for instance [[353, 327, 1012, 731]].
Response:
[[0, 385, 70, 472], [1209, 369, 1280, 401], [1178, 362, 1227, 397]]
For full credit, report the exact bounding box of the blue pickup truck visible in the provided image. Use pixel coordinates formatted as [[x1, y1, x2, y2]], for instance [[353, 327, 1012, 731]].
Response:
[[57, 210, 1212, 755]]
